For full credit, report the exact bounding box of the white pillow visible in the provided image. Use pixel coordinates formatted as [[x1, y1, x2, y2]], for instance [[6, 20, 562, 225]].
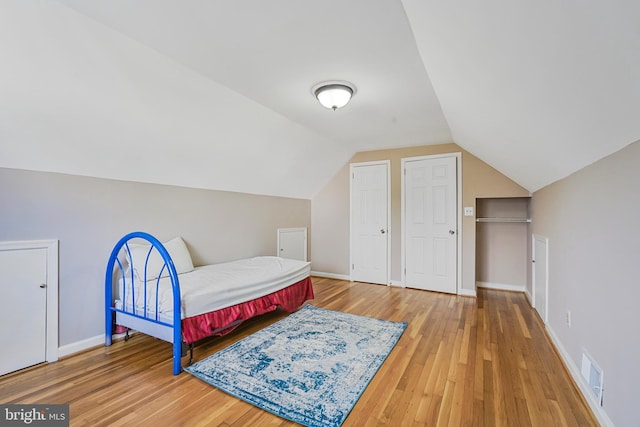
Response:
[[128, 236, 194, 282]]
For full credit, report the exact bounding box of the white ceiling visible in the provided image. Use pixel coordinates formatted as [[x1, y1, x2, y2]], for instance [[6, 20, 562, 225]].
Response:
[[402, 0, 640, 191], [2, 1, 639, 198]]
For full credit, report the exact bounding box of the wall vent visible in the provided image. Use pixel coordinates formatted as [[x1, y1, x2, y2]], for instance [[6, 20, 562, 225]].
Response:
[[581, 352, 604, 405]]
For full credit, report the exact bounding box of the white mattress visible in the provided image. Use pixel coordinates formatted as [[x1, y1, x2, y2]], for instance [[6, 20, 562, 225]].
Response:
[[117, 256, 310, 319]]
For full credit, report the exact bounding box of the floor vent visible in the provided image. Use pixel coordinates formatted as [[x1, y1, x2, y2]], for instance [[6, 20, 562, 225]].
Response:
[[581, 352, 604, 405]]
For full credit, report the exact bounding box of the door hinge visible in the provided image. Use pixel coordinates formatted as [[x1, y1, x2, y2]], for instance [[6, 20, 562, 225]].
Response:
[[352, 263, 354, 270]]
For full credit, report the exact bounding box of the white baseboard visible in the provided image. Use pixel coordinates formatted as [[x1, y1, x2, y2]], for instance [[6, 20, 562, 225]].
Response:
[[58, 334, 104, 358], [524, 289, 533, 306], [545, 325, 614, 427], [58, 332, 128, 358], [310, 271, 351, 281], [459, 288, 477, 297], [385, 281, 475, 295], [477, 281, 525, 293]]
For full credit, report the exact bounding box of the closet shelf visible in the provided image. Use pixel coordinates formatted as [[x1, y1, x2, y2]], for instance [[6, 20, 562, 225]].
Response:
[[476, 217, 531, 223]]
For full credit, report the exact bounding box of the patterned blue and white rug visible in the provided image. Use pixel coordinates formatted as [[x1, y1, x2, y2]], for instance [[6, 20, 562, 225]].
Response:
[[185, 304, 407, 427]]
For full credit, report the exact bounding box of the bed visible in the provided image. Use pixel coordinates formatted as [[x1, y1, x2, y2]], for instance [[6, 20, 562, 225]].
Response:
[[104, 231, 314, 375]]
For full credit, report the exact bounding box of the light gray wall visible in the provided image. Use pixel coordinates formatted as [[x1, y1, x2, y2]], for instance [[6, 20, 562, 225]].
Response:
[[531, 140, 640, 426], [309, 163, 350, 275], [0, 167, 310, 347]]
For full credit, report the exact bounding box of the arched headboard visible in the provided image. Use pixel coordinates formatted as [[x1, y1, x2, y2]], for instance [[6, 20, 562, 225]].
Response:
[[104, 231, 183, 375]]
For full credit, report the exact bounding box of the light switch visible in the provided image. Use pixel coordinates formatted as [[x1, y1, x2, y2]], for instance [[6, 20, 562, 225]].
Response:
[[464, 207, 474, 216]]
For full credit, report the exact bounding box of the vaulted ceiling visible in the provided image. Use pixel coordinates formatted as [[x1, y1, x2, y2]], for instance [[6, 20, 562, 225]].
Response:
[[2, 1, 638, 199]]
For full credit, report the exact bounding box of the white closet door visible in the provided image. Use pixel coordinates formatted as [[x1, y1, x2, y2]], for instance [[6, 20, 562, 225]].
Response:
[[0, 248, 48, 375], [350, 162, 390, 285], [403, 155, 458, 294]]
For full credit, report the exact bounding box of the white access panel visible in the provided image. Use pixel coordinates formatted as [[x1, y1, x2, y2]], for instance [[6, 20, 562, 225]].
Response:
[[277, 228, 307, 261], [0, 240, 58, 376], [0, 248, 47, 375], [533, 234, 549, 324]]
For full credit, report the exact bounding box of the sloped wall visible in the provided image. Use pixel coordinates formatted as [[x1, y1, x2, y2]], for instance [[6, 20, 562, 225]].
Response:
[[0, 1, 350, 200]]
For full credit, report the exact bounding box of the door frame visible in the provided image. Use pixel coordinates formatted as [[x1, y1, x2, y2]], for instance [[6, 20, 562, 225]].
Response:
[[0, 239, 58, 363], [400, 152, 462, 294], [532, 233, 549, 324], [349, 160, 391, 285]]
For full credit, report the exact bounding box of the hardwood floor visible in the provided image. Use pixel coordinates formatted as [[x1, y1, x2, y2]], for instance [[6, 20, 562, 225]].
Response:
[[0, 278, 597, 426]]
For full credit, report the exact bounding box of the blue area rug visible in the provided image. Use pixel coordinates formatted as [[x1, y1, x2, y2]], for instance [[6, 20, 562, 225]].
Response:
[[185, 304, 407, 427]]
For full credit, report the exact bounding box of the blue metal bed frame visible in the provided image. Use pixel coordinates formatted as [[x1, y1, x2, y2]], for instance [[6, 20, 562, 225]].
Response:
[[105, 231, 183, 375]]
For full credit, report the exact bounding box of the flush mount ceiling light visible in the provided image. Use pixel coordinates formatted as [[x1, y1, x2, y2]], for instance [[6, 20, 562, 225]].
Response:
[[312, 81, 357, 111]]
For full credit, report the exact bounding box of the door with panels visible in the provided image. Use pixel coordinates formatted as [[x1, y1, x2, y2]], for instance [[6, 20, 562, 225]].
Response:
[[350, 161, 390, 285], [402, 154, 459, 294]]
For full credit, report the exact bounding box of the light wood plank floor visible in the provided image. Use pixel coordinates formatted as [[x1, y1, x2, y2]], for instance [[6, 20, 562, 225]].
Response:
[[0, 278, 597, 426]]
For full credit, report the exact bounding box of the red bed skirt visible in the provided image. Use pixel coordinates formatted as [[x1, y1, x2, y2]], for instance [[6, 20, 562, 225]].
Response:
[[180, 276, 314, 344]]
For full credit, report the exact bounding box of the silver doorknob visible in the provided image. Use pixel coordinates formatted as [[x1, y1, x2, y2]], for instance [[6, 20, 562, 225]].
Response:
[[449, 230, 455, 235], [380, 229, 386, 234], [40, 284, 46, 288]]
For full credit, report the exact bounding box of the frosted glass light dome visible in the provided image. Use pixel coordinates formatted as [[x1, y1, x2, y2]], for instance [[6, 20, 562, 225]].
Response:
[[312, 81, 356, 111]]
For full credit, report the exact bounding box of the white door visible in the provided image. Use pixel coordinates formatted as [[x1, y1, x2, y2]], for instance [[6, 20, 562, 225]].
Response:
[[278, 228, 307, 261], [403, 155, 458, 293], [0, 248, 48, 375], [350, 161, 390, 285], [533, 234, 549, 323]]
